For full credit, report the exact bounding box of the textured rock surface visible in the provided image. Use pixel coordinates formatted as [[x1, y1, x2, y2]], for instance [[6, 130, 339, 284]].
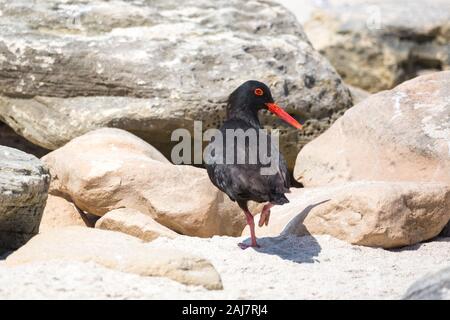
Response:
[[95, 208, 179, 241], [347, 84, 370, 105], [39, 195, 93, 233], [0, 0, 352, 169], [42, 128, 247, 237], [279, 0, 450, 92], [295, 72, 450, 187], [2, 234, 450, 299], [5, 227, 222, 290], [0, 122, 49, 158], [404, 266, 450, 300], [0, 146, 50, 252], [243, 182, 450, 248]]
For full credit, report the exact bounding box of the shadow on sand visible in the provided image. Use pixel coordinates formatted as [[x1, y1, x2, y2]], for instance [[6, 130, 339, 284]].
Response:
[[252, 235, 321, 264], [242, 199, 330, 264], [388, 235, 450, 253]]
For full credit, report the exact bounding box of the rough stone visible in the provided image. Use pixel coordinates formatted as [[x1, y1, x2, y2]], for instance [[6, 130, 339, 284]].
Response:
[[0, 146, 50, 252], [294, 71, 450, 187], [279, 0, 450, 92], [404, 266, 450, 300], [0, 0, 352, 170], [243, 182, 450, 248], [42, 128, 247, 237], [39, 195, 94, 232], [95, 208, 179, 241], [5, 227, 223, 290]]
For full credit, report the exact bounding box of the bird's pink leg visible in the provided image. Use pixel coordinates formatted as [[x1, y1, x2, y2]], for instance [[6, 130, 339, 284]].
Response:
[[258, 203, 274, 227], [238, 210, 260, 249]]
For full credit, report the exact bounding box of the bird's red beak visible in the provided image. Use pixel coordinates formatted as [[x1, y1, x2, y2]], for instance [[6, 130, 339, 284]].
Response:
[[265, 103, 302, 129]]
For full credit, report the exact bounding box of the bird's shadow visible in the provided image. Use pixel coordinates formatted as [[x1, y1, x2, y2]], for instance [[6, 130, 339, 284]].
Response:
[[243, 199, 330, 264]]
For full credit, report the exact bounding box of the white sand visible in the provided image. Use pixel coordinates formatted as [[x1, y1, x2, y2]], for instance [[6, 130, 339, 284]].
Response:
[[0, 234, 449, 299]]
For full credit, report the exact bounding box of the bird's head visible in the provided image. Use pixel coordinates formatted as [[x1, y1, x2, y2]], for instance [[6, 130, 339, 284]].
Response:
[[227, 80, 302, 129]]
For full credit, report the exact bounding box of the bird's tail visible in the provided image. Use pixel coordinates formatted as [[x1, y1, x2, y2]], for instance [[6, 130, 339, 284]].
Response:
[[270, 193, 289, 205]]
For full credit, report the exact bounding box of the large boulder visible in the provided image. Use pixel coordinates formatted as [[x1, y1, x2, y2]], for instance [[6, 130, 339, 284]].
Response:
[[0, 146, 50, 252], [243, 182, 450, 248], [42, 128, 247, 237], [95, 208, 179, 242], [294, 71, 450, 187], [279, 0, 450, 92], [5, 227, 222, 290], [404, 266, 450, 300], [0, 0, 352, 170]]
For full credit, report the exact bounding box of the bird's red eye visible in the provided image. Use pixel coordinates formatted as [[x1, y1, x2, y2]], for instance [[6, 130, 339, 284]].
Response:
[[254, 88, 264, 96]]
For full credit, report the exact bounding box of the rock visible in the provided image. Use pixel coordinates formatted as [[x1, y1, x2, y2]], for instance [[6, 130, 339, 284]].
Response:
[[0, 0, 352, 170], [42, 128, 247, 237], [243, 182, 450, 248], [284, 0, 450, 92], [0, 122, 49, 158], [403, 266, 450, 300], [95, 208, 178, 242], [39, 195, 96, 233], [5, 227, 222, 290], [0, 146, 50, 252], [347, 84, 370, 104], [294, 71, 450, 187]]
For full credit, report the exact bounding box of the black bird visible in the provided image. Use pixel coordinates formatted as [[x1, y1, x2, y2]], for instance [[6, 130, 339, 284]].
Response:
[[205, 80, 302, 249]]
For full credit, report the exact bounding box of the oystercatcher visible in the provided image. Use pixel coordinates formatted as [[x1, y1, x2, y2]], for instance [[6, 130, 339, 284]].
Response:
[[205, 80, 302, 249]]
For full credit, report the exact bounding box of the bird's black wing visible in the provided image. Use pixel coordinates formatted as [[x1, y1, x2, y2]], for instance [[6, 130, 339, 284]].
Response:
[[204, 119, 290, 205]]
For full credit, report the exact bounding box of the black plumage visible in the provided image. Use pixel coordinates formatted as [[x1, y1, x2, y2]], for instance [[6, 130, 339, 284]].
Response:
[[206, 118, 290, 210]]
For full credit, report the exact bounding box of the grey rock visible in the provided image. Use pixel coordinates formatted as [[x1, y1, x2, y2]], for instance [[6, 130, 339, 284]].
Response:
[[283, 0, 450, 92], [404, 266, 450, 300], [0, 0, 352, 169], [0, 146, 50, 252]]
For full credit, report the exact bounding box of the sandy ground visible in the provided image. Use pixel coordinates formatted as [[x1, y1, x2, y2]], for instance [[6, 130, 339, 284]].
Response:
[[0, 234, 449, 299]]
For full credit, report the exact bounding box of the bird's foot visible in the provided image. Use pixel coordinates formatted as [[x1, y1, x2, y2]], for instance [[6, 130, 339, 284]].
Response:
[[238, 242, 260, 250], [258, 212, 270, 227], [258, 203, 273, 227]]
